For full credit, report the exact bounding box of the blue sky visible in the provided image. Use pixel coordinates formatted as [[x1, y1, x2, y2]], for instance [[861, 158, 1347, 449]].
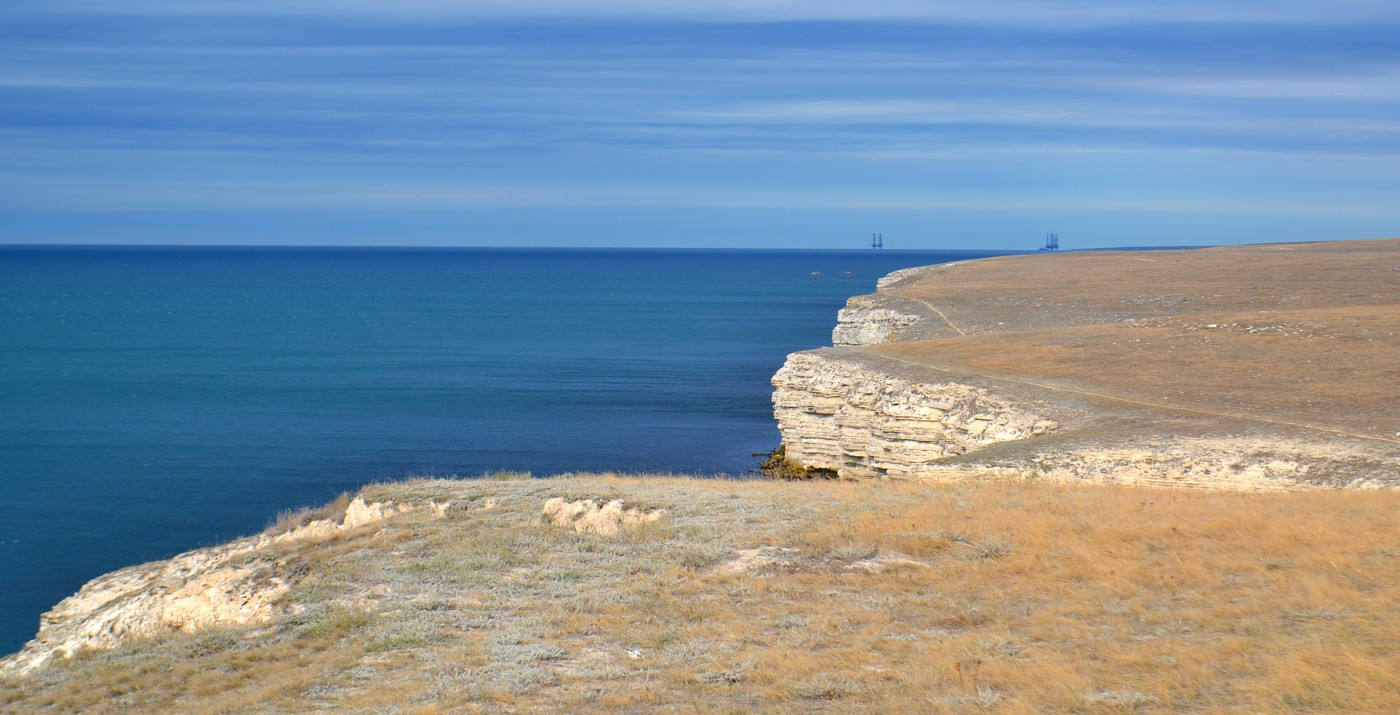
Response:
[[3, 1, 1399, 249]]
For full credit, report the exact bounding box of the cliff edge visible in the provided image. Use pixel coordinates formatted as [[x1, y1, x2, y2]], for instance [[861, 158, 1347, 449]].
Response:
[[0, 496, 430, 678], [773, 239, 1400, 489]]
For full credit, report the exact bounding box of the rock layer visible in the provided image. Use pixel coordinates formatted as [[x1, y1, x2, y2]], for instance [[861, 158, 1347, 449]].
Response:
[[831, 296, 921, 346], [773, 351, 1056, 479]]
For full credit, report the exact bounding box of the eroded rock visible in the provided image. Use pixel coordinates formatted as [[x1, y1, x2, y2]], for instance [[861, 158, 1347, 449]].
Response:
[[832, 296, 922, 346], [772, 351, 1056, 480], [540, 498, 665, 536], [0, 497, 411, 677]]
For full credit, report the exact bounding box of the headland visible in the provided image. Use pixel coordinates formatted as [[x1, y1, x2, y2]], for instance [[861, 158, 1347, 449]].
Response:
[[774, 238, 1400, 489], [4, 239, 1399, 713]]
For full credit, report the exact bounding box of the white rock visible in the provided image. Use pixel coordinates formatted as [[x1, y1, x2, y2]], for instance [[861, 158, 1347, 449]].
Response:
[[0, 498, 413, 677], [772, 352, 1056, 479], [540, 498, 665, 536]]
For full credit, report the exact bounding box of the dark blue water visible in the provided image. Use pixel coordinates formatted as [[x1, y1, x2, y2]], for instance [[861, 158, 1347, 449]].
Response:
[[0, 246, 1017, 653]]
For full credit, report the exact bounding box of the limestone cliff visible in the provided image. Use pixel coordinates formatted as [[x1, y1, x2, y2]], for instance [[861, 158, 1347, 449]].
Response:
[[772, 351, 1056, 479], [831, 296, 921, 346], [830, 262, 969, 346]]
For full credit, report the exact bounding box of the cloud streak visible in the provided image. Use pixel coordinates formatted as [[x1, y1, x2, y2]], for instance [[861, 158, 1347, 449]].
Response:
[[2, 4, 1398, 246], [15, 0, 1400, 26]]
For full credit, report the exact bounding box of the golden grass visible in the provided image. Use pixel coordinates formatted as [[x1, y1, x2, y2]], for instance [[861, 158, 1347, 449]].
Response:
[[4, 475, 1398, 713], [876, 238, 1400, 441]]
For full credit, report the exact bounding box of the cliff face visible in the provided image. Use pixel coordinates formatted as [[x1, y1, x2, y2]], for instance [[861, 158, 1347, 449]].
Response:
[[830, 263, 969, 346], [772, 351, 1056, 479], [1, 540, 293, 677], [830, 296, 920, 346]]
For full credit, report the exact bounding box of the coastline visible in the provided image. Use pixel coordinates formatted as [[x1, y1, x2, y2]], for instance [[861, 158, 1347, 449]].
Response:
[[0, 247, 997, 655], [5, 239, 1400, 711]]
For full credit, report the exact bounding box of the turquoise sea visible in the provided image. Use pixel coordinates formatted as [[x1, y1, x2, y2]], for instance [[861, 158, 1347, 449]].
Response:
[[0, 246, 1018, 653]]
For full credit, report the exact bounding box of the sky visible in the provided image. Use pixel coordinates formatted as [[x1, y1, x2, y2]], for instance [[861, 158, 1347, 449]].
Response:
[[3, 1, 1399, 249]]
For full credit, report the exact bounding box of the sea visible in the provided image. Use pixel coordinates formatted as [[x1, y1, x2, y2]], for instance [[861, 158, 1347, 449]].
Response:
[[0, 245, 1019, 654]]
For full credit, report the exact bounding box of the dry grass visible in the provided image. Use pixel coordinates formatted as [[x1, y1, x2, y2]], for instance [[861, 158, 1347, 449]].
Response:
[[264, 491, 355, 535], [876, 239, 1400, 441], [4, 475, 1398, 714]]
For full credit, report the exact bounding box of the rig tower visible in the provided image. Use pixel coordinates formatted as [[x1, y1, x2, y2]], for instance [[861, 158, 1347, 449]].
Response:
[[1040, 233, 1060, 251], [871, 233, 884, 249]]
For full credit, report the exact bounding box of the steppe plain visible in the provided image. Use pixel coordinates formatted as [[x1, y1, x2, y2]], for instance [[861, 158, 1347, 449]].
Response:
[[878, 239, 1398, 444]]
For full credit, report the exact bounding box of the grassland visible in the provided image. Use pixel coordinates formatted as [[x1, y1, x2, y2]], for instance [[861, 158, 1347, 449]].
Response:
[[5, 474, 1397, 713], [874, 239, 1400, 444]]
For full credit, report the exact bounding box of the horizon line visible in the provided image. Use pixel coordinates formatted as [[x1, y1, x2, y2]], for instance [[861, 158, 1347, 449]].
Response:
[[0, 242, 1051, 253]]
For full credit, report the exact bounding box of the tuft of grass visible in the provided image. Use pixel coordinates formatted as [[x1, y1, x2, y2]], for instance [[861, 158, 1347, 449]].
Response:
[[827, 541, 879, 561], [188, 628, 242, 657], [264, 491, 353, 535], [961, 535, 1014, 561], [791, 673, 863, 700], [697, 661, 754, 686], [483, 470, 534, 481], [297, 606, 376, 640]]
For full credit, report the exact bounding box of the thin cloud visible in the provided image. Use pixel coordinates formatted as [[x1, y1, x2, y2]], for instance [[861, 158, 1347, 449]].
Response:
[[0, 177, 1331, 212], [15, 0, 1400, 26]]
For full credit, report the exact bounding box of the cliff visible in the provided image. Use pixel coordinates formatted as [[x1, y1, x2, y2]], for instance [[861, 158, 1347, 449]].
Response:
[[772, 352, 1058, 479], [772, 239, 1400, 490]]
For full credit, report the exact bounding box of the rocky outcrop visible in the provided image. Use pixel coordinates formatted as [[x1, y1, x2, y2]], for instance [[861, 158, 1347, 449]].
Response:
[[0, 542, 294, 678], [540, 498, 666, 535], [831, 296, 921, 346], [831, 262, 976, 346], [772, 351, 1056, 479], [908, 437, 1400, 491], [265, 497, 419, 544], [0, 497, 419, 677], [1019, 437, 1398, 490]]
